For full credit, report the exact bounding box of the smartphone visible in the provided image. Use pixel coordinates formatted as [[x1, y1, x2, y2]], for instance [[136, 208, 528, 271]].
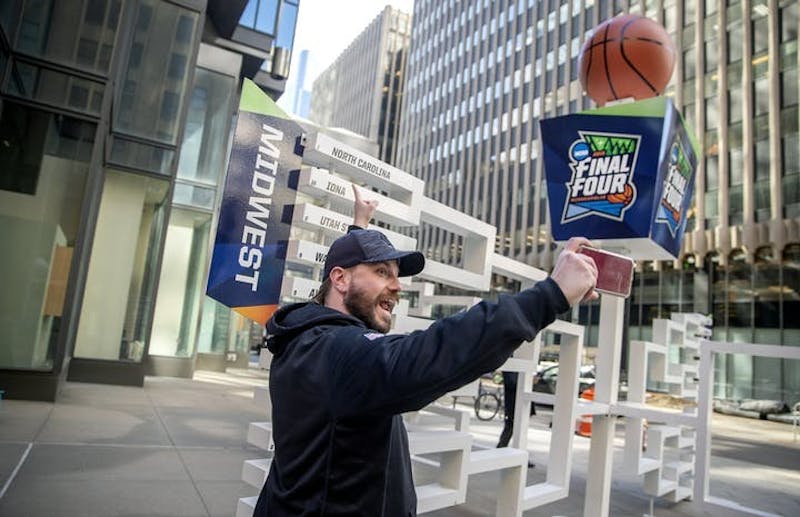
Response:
[[577, 246, 635, 298]]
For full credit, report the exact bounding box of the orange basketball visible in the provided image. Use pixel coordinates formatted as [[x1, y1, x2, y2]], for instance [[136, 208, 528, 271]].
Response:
[[579, 14, 676, 106], [607, 183, 634, 204]]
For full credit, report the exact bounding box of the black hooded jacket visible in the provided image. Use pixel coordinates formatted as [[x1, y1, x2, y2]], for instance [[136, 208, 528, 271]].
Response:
[[254, 277, 569, 516]]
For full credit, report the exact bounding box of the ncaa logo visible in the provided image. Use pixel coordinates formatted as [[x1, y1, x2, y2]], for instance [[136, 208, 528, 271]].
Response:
[[571, 142, 591, 161]]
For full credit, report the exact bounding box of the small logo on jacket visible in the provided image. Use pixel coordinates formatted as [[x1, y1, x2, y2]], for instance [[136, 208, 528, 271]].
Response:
[[562, 131, 640, 223], [363, 332, 384, 341]]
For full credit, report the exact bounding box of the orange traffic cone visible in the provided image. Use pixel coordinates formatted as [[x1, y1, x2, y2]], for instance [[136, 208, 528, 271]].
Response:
[[576, 387, 595, 437]]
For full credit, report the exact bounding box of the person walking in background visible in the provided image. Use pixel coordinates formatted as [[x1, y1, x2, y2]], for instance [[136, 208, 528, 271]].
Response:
[[497, 371, 536, 467]]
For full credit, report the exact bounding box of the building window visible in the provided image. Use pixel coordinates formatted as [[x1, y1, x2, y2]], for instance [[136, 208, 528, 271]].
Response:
[[240, 0, 279, 35], [727, 249, 752, 346], [752, 15, 769, 55], [0, 102, 95, 371], [754, 76, 769, 116], [15, 0, 121, 74], [704, 39, 718, 72], [6, 60, 105, 117], [783, 246, 800, 395], [781, 68, 798, 107], [167, 53, 187, 80], [114, 0, 199, 146], [782, 133, 800, 176], [706, 155, 719, 190], [780, 3, 798, 43], [74, 171, 169, 363], [683, 48, 696, 80], [727, 22, 743, 63], [728, 87, 743, 123], [705, 189, 719, 227], [276, 1, 298, 49], [684, 1, 696, 25], [755, 180, 770, 222], [705, 96, 719, 128], [149, 208, 213, 358]]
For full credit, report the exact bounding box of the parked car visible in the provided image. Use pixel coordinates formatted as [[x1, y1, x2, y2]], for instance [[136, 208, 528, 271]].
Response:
[[533, 363, 596, 398]]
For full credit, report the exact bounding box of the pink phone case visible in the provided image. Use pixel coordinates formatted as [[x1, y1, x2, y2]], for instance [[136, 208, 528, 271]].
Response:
[[577, 246, 635, 298]]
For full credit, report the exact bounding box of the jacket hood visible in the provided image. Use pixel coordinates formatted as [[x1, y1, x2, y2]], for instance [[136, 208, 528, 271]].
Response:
[[266, 302, 363, 355]]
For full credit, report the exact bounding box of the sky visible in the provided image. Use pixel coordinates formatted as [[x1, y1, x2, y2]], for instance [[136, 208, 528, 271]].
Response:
[[277, 0, 415, 114]]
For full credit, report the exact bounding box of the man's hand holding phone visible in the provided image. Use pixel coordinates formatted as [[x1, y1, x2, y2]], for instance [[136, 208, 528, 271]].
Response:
[[576, 245, 635, 298], [551, 237, 600, 305], [551, 238, 636, 305]]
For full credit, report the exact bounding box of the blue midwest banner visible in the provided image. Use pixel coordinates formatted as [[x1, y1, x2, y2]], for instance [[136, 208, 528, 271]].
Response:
[[540, 97, 698, 259], [206, 79, 303, 325]]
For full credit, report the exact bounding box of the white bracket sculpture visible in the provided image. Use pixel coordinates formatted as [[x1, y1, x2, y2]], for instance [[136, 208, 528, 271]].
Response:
[[695, 340, 800, 517], [623, 313, 710, 505], [236, 131, 791, 517]]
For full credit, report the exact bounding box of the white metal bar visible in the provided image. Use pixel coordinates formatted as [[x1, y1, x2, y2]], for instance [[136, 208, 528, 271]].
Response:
[[701, 339, 800, 359], [693, 339, 798, 516], [583, 294, 625, 517]]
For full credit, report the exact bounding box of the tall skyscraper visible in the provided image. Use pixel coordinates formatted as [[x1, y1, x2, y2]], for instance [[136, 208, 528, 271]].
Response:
[[290, 49, 312, 118], [397, 0, 799, 403], [309, 6, 412, 164]]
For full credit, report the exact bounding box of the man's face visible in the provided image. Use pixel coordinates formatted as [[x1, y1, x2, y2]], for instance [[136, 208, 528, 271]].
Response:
[[343, 261, 401, 333]]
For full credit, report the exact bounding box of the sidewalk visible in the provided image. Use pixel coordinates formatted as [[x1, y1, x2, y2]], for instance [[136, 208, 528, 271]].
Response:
[[1, 368, 798, 516], [0, 368, 268, 517]]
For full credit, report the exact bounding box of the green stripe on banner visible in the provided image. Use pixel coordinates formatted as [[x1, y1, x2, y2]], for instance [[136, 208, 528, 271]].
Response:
[[581, 96, 700, 161], [239, 78, 288, 118], [580, 96, 667, 117]]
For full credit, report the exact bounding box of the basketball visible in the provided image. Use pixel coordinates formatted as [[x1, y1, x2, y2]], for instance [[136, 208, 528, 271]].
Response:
[[579, 14, 676, 106], [607, 183, 634, 204]]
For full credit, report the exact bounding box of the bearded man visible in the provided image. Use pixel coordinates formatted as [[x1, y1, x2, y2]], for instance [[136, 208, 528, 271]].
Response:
[[254, 188, 598, 516]]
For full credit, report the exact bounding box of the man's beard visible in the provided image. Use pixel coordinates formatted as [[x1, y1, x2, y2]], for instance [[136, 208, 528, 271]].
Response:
[[344, 284, 391, 333]]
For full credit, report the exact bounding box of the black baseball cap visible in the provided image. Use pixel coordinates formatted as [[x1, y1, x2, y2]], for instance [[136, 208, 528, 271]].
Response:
[[323, 229, 425, 279]]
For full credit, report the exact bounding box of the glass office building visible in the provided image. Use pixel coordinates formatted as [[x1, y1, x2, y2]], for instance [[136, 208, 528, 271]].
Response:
[[0, 0, 299, 400], [396, 0, 799, 404]]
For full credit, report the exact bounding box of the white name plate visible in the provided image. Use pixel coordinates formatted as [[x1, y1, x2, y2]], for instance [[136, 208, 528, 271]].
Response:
[[302, 132, 424, 203], [286, 239, 329, 267], [280, 275, 321, 301], [292, 203, 418, 250], [297, 166, 420, 227]]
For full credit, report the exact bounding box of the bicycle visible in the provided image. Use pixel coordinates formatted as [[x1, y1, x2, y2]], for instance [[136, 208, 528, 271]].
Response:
[[474, 379, 504, 421]]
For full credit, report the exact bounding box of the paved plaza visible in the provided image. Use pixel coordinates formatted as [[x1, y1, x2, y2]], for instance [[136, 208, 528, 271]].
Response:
[[0, 367, 797, 516]]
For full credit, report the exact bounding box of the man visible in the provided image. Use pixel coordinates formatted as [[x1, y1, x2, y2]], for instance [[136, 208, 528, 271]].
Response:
[[255, 187, 598, 516], [496, 370, 536, 454]]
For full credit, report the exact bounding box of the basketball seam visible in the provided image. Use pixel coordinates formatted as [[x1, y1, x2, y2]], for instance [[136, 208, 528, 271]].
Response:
[[619, 18, 660, 94], [631, 36, 668, 46], [602, 23, 618, 100], [582, 31, 595, 91], [586, 36, 667, 50]]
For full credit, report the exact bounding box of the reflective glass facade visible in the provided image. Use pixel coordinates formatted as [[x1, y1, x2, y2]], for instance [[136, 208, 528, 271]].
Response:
[[239, 0, 298, 49], [0, 0, 299, 400], [0, 102, 94, 371]]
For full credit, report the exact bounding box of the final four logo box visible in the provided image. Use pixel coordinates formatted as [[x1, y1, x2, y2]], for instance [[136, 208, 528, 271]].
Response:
[[540, 97, 699, 261]]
